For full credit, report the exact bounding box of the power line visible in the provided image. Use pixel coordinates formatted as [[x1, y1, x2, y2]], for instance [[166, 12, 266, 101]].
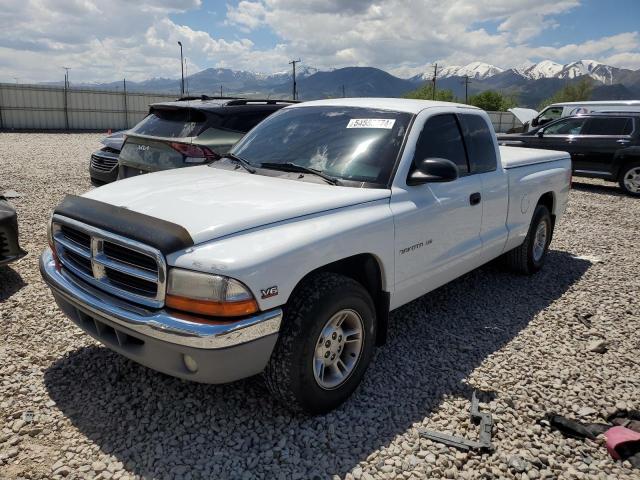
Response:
[[289, 59, 301, 100]]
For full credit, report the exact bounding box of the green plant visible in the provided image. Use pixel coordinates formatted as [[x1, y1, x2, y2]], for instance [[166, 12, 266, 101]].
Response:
[[402, 83, 456, 102], [538, 78, 594, 109], [468, 90, 517, 111]]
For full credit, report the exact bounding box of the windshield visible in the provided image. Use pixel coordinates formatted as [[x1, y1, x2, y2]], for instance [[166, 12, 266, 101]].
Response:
[[228, 106, 413, 186]]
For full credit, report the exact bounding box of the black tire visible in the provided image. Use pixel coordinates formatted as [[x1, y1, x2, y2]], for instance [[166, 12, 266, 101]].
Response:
[[263, 272, 376, 414], [504, 204, 552, 274], [618, 161, 640, 197]]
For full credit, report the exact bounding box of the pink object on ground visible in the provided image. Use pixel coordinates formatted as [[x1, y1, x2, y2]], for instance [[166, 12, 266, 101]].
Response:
[[604, 426, 640, 460]]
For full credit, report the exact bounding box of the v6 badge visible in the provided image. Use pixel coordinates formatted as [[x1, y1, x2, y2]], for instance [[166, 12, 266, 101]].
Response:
[[261, 286, 278, 299]]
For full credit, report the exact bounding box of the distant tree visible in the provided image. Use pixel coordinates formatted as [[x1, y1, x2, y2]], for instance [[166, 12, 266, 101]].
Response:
[[403, 83, 456, 102], [539, 78, 593, 109], [468, 90, 517, 111]]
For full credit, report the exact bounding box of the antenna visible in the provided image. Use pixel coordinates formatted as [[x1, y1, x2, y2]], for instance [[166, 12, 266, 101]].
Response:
[[289, 59, 301, 100], [460, 75, 472, 103]]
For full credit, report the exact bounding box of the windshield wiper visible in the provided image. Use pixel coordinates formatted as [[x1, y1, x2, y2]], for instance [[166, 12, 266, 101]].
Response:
[[259, 162, 341, 185], [220, 153, 256, 173]]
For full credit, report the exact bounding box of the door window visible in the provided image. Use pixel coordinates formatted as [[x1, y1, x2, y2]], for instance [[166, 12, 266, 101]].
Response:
[[582, 117, 633, 135], [460, 114, 497, 173], [540, 107, 563, 121], [543, 117, 587, 135], [414, 114, 469, 174]]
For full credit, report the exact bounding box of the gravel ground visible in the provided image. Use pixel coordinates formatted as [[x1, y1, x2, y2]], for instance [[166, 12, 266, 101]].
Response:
[[1, 132, 638, 480]]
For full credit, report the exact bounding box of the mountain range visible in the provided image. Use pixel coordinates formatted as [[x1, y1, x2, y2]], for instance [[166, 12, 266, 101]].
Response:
[[57, 59, 640, 109]]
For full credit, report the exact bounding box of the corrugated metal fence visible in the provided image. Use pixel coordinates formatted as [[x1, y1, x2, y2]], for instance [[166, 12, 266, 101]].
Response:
[[0, 83, 177, 131], [486, 111, 520, 133], [0, 83, 522, 132]]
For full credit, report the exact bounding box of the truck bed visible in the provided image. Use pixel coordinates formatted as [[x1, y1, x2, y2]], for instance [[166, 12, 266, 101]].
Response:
[[499, 145, 569, 169]]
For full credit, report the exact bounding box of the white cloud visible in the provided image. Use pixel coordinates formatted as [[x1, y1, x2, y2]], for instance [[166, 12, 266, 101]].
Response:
[[0, 0, 638, 83]]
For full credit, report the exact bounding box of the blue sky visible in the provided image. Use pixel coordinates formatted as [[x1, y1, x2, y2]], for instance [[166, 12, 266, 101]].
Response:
[[1, 0, 639, 82]]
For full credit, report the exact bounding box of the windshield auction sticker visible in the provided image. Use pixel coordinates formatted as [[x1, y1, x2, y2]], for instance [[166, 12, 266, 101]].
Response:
[[347, 119, 396, 129]]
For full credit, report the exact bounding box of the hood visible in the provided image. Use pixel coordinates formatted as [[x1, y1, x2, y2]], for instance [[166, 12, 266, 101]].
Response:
[[508, 108, 538, 124], [101, 130, 128, 151], [84, 166, 390, 244]]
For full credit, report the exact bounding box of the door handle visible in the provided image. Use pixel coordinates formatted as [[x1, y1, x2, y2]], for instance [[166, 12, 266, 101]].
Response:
[[617, 139, 630, 144], [469, 192, 481, 206]]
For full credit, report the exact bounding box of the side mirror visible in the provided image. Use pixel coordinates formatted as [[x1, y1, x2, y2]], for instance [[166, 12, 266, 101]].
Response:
[[407, 158, 459, 186], [537, 129, 545, 138], [531, 117, 539, 127]]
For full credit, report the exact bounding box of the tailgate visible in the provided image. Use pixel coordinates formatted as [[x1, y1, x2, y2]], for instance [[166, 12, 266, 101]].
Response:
[[118, 135, 188, 174]]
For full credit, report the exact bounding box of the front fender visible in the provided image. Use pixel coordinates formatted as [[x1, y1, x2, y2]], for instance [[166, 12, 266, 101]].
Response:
[[166, 199, 395, 311]]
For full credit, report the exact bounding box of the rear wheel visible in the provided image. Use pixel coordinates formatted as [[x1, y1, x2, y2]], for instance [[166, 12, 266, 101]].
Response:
[[504, 204, 552, 274], [263, 272, 376, 414], [618, 161, 640, 197]]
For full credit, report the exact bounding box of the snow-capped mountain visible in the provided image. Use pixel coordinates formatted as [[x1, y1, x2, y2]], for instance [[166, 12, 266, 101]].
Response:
[[556, 60, 618, 84], [422, 62, 504, 80], [516, 60, 563, 80], [411, 59, 627, 83]]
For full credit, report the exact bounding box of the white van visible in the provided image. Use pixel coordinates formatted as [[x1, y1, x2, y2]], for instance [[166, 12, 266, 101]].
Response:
[[527, 100, 640, 131]]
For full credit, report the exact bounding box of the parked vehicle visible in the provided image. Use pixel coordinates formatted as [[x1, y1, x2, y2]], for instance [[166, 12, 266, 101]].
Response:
[[117, 98, 296, 180], [498, 112, 640, 196], [41, 99, 571, 413], [525, 100, 640, 132], [0, 195, 27, 266], [89, 130, 127, 186]]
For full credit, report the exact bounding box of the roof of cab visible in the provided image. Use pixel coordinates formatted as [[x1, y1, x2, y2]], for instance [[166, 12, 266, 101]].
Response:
[[285, 97, 480, 114]]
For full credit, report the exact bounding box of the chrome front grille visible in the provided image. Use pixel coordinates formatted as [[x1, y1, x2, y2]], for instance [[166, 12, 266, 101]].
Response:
[[51, 214, 167, 308], [90, 154, 118, 172]]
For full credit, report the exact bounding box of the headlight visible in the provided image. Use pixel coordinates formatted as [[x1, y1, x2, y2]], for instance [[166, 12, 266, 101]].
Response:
[[165, 268, 258, 317]]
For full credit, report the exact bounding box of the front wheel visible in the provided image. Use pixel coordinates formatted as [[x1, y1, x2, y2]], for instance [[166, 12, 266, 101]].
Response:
[[504, 204, 552, 274], [263, 272, 376, 414], [618, 162, 640, 197]]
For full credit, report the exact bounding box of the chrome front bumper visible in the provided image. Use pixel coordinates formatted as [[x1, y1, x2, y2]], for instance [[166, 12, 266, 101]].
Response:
[[40, 248, 282, 383]]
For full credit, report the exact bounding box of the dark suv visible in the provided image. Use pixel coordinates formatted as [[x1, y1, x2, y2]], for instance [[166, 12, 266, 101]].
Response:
[[498, 112, 640, 196], [118, 98, 296, 180]]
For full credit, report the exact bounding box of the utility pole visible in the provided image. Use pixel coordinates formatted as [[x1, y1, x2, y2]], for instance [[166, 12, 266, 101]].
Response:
[[184, 58, 189, 95], [62, 67, 71, 130], [177, 41, 185, 95], [123, 78, 128, 128], [461, 75, 472, 103], [289, 59, 301, 100], [342, 84, 346, 98], [431, 63, 438, 100], [62, 67, 71, 88], [220, 85, 223, 97]]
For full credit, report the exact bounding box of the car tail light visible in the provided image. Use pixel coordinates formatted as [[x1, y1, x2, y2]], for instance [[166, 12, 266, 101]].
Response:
[[169, 142, 219, 163]]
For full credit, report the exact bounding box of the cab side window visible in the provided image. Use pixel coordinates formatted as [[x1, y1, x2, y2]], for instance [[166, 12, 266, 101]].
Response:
[[540, 107, 563, 121], [414, 114, 469, 175], [460, 114, 497, 173]]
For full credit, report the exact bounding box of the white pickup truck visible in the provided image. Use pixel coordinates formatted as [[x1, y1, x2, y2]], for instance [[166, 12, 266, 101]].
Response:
[[41, 99, 571, 413]]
